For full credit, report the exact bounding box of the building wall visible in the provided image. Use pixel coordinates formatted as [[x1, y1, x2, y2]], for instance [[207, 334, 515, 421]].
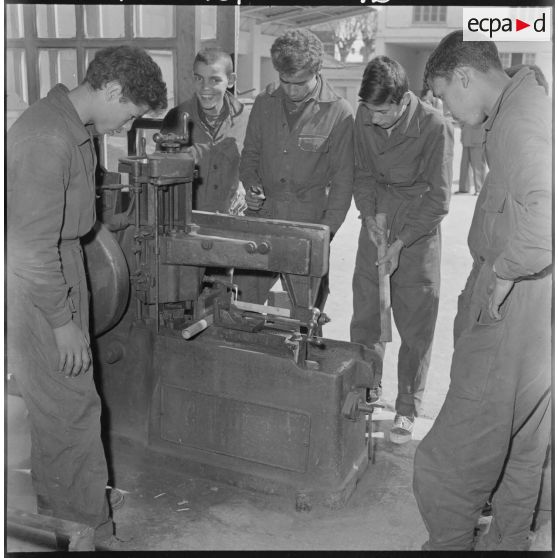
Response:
[[376, 5, 553, 94]]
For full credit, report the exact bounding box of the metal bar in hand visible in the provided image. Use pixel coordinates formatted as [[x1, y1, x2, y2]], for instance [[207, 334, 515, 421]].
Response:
[[375, 213, 392, 342]]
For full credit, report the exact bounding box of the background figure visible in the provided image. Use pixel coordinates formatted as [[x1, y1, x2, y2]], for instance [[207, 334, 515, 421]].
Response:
[[240, 28, 354, 309], [160, 47, 255, 300], [457, 122, 486, 195], [414, 32, 552, 551], [350, 56, 453, 445], [160, 47, 248, 215], [6, 46, 167, 546]]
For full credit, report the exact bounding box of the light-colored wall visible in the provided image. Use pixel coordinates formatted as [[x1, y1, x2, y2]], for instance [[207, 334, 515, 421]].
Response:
[[376, 6, 553, 94]]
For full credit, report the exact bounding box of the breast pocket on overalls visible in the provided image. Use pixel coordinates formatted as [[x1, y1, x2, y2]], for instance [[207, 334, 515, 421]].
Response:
[[480, 184, 508, 250], [298, 134, 329, 153]]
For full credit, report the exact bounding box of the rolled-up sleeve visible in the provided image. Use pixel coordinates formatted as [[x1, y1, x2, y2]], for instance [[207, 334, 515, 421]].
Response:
[[397, 119, 453, 247], [7, 135, 72, 328]]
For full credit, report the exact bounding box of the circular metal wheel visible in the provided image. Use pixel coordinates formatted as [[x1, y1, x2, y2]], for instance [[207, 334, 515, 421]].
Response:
[[82, 221, 130, 336]]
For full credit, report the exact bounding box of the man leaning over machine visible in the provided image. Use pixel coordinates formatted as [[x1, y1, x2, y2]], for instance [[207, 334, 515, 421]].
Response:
[[413, 30, 552, 551], [239, 28, 354, 309]]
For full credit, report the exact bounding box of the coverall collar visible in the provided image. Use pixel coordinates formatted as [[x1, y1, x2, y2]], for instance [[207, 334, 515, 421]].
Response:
[[484, 66, 533, 132], [194, 90, 244, 126], [47, 83, 92, 145], [361, 91, 421, 138], [270, 74, 340, 104]]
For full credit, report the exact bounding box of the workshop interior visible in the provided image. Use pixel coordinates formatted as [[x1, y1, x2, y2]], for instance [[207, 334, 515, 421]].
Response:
[[6, 5, 386, 550], [5, 4, 553, 552]]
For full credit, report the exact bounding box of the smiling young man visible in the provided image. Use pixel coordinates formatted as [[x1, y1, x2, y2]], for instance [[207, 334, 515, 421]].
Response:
[[239, 28, 354, 308], [413, 31, 552, 551], [7, 45, 167, 547], [160, 47, 248, 215], [350, 56, 454, 444]]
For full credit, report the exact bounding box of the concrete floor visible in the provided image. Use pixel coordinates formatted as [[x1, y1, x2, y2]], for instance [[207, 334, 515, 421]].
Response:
[[5, 135, 553, 551]]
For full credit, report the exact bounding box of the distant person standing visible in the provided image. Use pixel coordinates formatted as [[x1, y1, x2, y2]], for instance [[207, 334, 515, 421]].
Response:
[[457, 122, 486, 195]]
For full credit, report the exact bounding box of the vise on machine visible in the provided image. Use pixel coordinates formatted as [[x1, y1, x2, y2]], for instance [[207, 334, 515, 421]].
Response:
[[85, 116, 382, 511]]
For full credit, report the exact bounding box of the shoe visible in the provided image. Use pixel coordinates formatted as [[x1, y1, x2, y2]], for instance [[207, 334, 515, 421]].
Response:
[[390, 414, 414, 444], [108, 487, 125, 511]]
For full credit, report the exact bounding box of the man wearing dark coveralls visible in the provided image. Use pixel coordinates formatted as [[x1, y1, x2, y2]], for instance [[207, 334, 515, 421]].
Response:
[[350, 56, 453, 444], [239, 28, 354, 308], [160, 47, 254, 299], [7, 46, 167, 546], [160, 47, 248, 216], [413, 31, 552, 551]]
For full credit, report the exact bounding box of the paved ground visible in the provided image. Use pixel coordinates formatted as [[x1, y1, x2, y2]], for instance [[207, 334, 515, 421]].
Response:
[[5, 132, 553, 551]]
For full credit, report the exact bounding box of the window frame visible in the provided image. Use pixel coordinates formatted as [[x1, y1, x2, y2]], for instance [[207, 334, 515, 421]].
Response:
[[412, 6, 447, 25], [6, 4, 196, 107]]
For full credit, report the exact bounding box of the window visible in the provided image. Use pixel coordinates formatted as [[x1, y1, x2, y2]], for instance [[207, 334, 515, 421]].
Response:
[[84, 5, 125, 38], [6, 5, 182, 109], [6, 4, 24, 39], [5, 4, 198, 171], [38, 49, 78, 98], [6, 49, 28, 103], [36, 4, 76, 38], [413, 6, 447, 24], [133, 5, 175, 37], [499, 52, 536, 68], [200, 6, 217, 41]]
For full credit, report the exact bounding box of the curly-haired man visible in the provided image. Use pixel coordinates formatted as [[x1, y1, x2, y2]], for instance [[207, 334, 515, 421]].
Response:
[[239, 28, 354, 308], [7, 45, 167, 548]]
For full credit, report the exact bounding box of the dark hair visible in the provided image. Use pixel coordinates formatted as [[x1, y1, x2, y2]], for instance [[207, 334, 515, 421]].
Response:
[[194, 47, 234, 76], [85, 45, 167, 111], [359, 56, 409, 104], [270, 29, 323, 75], [505, 64, 549, 95], [424, 30, 503, 86]]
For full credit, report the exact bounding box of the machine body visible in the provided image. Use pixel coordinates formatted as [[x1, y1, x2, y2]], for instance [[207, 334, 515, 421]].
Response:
[[85, 120, 382, 509]]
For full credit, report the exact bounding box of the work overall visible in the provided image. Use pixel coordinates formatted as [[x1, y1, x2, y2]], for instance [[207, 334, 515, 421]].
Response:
[[7, 84, 111, 538], [350, 94, 453, 419], [413, 67, 552, 550]]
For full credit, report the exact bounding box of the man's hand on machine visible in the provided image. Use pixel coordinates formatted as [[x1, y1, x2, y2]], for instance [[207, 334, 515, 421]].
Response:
[[377, 238, 404, 275], [245, 184, 266, 211], [53, 320, 92, 377]]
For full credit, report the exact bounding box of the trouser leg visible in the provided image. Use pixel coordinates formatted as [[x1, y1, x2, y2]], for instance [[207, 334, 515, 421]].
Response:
[[477, 390, 551, 550], [350, 225, 382, 356], [413, 274, 551, 550], [391, 231, 441, 418], [458, 146, 471, 192], [391, 284, 439, 417], [7, 277, 111, 533]]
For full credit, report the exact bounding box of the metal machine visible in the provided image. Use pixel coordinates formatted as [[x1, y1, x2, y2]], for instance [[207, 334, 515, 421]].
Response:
[[85, 117, 382, 510]]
